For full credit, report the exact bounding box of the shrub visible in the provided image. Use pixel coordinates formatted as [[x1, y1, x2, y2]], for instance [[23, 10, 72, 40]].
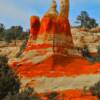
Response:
[[4, 87, 41, 100], [0, 55, 20, 100], [89, 81, 100, 99]]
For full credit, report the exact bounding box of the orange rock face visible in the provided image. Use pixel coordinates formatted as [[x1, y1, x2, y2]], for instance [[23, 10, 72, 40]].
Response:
[[57, 15, 71, 35], [30, 16, 40, 39], [35, 14, 73, 55], [39, 15, 57, 34], [38, 15, 72, 37]]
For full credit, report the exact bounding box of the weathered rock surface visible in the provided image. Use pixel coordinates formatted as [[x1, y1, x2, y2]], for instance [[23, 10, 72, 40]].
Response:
[[71, 28, 100, 52]]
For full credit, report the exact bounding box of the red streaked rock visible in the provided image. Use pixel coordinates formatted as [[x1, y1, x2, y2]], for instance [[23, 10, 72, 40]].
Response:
[[57, 15, 71, 35], [30, 16, 40, 39], [39, 15, 57, 34]]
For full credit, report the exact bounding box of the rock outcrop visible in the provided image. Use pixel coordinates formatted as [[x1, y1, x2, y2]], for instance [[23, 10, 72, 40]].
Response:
[[29, 0, 73, 55], [10, 0, 75, 67]]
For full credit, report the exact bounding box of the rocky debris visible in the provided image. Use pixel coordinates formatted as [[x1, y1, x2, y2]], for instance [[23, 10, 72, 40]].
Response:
[[71, 28, 100, 52]]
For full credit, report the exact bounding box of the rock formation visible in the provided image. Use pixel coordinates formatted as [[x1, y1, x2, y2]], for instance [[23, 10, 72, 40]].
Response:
[[10, 0, 75, 69]]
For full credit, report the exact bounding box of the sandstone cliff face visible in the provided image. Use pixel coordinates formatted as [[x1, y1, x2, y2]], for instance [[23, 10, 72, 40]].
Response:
[[26, 14, 74, 58]]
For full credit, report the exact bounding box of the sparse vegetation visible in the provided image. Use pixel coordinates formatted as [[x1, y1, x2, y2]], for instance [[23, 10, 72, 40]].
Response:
[[0, 55, 42, 100], [0, 23, 29, 44]]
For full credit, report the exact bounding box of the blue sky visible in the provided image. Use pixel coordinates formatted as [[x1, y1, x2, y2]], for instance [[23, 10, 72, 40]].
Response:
[[0, 0, 100, 30]]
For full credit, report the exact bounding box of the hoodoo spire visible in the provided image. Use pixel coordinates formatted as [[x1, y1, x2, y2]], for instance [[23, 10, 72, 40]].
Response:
[[10, 0, 75, 72], [45, 0, 58, 16], [60, 0, 69, 18]]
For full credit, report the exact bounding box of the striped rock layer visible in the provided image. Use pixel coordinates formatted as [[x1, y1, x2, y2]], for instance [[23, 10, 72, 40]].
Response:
[[13, 13, 74, 67]]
